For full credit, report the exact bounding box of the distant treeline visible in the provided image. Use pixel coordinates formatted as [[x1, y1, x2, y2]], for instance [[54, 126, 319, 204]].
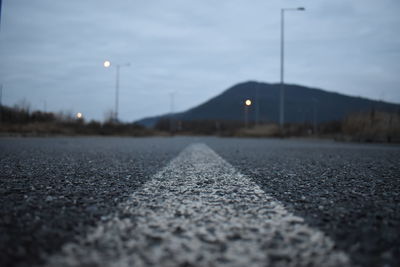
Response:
[[154, 109, 400, 143], [155, 117, 337, 137], [0, 105, 154, 136], [1, 105, 399, 142], [342, 110, 400, 143]]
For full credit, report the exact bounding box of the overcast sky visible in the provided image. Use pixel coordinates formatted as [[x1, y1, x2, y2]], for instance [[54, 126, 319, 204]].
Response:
[[1, 0, 399, 121]]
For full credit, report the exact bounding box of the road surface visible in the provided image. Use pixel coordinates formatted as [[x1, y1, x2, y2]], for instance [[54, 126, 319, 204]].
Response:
[[0, 137, 399, 267]]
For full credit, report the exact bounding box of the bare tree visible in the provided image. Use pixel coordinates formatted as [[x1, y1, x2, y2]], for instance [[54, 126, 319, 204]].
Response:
[[14, 98, 31, 112], [103, 109, 115, 123]]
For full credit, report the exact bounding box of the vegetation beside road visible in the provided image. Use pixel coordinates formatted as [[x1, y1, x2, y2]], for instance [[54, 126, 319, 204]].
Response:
[[233, 110, 400, 143], [1, 104, 399, 143], [341, 110, 400, 143], [155, 110, 400, 143], [0, 105, 156, 137]]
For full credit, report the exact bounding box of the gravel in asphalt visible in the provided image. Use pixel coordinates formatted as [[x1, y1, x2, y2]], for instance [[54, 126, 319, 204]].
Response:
[[0, 137, 194, 267], [205, 138, 400, 267], [46, 143, 350, 267], [1, 137, 399, 267]]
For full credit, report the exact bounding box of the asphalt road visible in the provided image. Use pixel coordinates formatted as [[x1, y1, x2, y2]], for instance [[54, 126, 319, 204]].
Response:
[[205, 138, 400, 267], [0, 137, 399, 267]]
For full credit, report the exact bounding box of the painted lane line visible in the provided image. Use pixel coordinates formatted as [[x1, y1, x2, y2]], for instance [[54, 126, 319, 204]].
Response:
[[46, 143, 352, 267]]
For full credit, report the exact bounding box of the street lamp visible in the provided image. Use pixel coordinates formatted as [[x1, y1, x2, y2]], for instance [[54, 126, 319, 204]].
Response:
[[244, 99, 252, 128], [103, 60, 111, 68], [280, 7, 305, 127], [103, 60, 130, 122]]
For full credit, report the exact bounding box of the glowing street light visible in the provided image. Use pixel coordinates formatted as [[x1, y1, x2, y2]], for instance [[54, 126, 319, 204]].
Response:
[[244, 99, 252, 128], [103, 60, 111, 68], [279, 7, 305, 127], [103, 60, 130, 122], [76, 112, 83, 119]]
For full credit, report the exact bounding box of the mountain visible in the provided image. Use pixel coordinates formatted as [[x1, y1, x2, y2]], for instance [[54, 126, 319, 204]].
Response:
[[136, 81, 400, 127]]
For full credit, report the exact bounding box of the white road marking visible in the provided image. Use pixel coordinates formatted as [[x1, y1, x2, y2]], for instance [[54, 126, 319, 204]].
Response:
[[46, 143, 352, 267]]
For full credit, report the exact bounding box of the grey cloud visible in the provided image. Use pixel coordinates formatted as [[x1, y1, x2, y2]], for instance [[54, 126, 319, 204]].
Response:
[[0, 0, 399, 121]]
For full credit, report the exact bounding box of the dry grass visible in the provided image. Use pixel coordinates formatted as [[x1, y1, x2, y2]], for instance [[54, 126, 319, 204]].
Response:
[[2, 104, 399, 142], [0, 122, 158, 137], [342, 111, 400, 142], [235, 124, 281, 137]]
